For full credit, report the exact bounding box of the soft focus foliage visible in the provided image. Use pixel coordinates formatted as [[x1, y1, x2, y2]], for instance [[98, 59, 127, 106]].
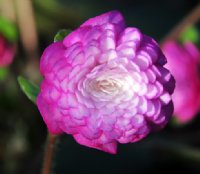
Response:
[[18, 76, 39, 104], [54, 29, 72, 42], [180, 26, 199, 44], [0, 17, 17, 43]]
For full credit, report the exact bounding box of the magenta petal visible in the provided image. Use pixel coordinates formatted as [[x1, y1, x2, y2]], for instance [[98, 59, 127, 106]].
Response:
[[163, 41, 200, 123], [74, 134, 117, 154], [81, 10, 125, 28], [40, 41, 66, 74], [63, 11, 125, 47], [0, 35, 15, 67], [36, 94, 63, 134], [184, 42, 200, 60]]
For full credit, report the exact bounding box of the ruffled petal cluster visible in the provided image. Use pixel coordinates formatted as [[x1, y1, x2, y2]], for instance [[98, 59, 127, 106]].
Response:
[[37, 11, 175, 154], [163, 41, 200, 123]]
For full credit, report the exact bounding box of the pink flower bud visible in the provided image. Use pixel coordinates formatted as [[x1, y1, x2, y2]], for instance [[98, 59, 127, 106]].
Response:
[[163, 41, 200, 123], [0, 34, 15, 67], [37, 11, 175, 154]]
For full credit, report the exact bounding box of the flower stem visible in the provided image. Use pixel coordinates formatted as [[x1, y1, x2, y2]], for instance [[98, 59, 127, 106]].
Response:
[[0, 0, 16, 23], [14, 0, 39, 59], [14, 0, 41, 83], [161, 3, 200, 45], [42, 133, 57, 174], [153, 139, 200, 162]]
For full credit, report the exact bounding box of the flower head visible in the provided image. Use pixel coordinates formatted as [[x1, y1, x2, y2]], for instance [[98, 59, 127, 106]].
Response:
[[37, 11, 175, 154], [163, 41, 200, 123], [0, 34, 15, 67]]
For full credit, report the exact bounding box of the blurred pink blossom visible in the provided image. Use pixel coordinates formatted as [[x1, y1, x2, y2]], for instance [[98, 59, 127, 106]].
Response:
[[37, 11, 175, 153], [163, 41, 200, 123], [0, 34, 15, 67]]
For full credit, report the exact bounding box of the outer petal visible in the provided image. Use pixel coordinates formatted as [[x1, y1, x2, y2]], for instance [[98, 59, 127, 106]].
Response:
[[40, 41, 66, 74], [81, 10, 125, 29], [37, 93, 63, 134], [74, 134, 117, 154], [63, 11, 125, 47]]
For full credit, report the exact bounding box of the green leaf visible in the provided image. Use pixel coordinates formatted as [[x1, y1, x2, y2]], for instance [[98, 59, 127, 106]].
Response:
[[17, 76, 40, 104], [0, 17, 18, 43], [54, 29, 71, 42], [0, 67, 9, 81], [179, 26, 199, 44]]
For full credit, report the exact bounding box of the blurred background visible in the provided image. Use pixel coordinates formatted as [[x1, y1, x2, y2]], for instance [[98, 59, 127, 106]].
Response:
[[0, 0, 200, 174]]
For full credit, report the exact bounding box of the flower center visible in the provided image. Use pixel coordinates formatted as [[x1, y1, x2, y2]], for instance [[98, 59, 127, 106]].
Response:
[[84, 72, 134, 102], [95, 78, 122, 94]]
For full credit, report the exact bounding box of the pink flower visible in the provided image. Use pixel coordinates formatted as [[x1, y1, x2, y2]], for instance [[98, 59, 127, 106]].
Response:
[[0, 34, 15, 67], [163, 41, 200, 123], [37, 11, 175, 154]]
